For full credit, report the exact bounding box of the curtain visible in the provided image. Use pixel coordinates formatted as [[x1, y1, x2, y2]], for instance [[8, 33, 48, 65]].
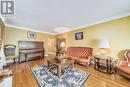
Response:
[[0, 18, 6, 66], [0, 45, 6, 66]]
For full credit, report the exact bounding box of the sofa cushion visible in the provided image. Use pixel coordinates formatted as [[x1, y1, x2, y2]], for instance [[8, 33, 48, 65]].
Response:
[[77, 57, 90, 62], [66, 47, 92, 57], [117, 66, 130, 75]]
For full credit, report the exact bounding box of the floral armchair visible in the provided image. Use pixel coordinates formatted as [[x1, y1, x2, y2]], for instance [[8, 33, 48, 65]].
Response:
[[116, 50, 130, 78]]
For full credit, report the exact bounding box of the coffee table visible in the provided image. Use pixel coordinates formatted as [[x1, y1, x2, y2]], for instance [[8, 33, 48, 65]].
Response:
[[47, 57, 74, 77]]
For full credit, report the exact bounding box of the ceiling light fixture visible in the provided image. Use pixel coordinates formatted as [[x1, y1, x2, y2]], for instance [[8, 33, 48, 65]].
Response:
[[53, 27, 70, 33]]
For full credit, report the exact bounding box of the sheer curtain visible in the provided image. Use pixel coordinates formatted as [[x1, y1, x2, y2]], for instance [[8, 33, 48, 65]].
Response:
[[0, 18, 6, 66], [0, 43, 6, 66]]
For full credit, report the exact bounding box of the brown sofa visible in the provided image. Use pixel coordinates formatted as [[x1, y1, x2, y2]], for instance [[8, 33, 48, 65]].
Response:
[[65, 47, 93, 66], [116, 50, 130, 79]]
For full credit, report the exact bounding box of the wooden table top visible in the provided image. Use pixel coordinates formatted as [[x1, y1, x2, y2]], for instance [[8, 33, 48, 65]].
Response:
[[47, 57, 74, 66], [94, 55, 113, 60]]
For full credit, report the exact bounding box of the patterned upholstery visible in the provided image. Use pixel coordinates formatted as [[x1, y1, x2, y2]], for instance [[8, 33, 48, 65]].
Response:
[[117, 66, 130, 75], [4, 44, 16, 63], [65, 47, 93, 66], [116, 50, 130, 78], [125, 50, 130, 63]]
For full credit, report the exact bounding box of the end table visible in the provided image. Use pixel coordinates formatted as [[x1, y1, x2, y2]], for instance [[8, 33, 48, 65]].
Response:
[[94, 55, 114, 74]]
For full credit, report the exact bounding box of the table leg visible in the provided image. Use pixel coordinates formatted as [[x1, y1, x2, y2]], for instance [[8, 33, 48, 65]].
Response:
[[94, 58, 96, 69], [106, 60, 109, 73], [74, 59, 76, 66], [58, 65, 61, 78], [110, 65, 112, 73], [25, 54, 28, 62], [72, 62, 74, 69], [109, 60, 112, 73], [94, 58, 98, 70], [97, 59, 100, 70], [47, 61, 50, 67]]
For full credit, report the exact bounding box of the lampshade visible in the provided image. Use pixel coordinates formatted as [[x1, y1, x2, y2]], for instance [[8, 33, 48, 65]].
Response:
[[60, 41, 65, 48], [98, 39, 110, 48]]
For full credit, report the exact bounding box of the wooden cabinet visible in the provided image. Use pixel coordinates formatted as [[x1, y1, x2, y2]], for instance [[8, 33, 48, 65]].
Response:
[[18, 41, 44, 62]]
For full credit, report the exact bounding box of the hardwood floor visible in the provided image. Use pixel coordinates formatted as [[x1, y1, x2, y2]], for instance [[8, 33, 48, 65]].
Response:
[[8, 55, 130, 87]]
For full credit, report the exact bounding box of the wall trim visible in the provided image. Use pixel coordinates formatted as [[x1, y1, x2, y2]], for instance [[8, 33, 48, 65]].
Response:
[[4, 24, 55, 35], [56, 12, 130, 35], [2, 12, 130, 35], [48, 52, 56, 55], [44, 54, 48, 57]]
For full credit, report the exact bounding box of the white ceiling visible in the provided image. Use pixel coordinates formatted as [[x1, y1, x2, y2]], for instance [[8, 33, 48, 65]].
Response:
[[1, 0, 130, 35]]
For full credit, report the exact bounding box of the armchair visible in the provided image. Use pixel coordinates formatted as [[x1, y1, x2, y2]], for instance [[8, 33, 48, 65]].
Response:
[[4, 44, 16, 63], [116, 50, 130, 78]]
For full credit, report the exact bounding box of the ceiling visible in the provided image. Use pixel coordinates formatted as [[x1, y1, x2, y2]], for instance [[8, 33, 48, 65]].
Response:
[[1, 0, 130, 35]]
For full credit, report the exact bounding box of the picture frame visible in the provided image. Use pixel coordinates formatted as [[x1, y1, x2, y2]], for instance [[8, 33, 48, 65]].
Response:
[[75, 32, 83, 40], [27, 31, 37, 39]]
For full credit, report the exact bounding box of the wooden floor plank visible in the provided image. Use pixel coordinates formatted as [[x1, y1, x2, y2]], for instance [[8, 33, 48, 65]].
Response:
[[7, 55, 130, 87]]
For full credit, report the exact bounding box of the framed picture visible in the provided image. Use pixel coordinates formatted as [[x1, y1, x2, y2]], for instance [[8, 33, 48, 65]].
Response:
[[27, 31, 37, 39], [75, 32, 83, 40]]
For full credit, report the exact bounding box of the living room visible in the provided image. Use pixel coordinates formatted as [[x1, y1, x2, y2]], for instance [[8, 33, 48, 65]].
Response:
[[0, 0, 130, 87]]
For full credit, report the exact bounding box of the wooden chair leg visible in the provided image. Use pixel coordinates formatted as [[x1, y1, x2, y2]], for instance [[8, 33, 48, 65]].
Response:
[[85, 63, 88, 67], [86, 62, 91, 67], [13, 58, 15, 63], [74, 60, 77, 66]]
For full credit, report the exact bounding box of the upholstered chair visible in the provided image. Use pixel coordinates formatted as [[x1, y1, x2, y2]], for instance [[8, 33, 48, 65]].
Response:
[[116, 50, 130, 78], [124, 50, 130, 64], [4, 44, 16, 63]]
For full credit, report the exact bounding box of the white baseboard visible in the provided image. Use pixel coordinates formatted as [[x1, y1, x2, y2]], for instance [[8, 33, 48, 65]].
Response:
[[44, 54, 48, 57], [48, 52, 56, 55]]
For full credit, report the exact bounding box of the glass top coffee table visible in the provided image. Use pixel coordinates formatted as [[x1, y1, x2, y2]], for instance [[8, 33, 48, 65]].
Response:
[[47, 57, 74, 77]]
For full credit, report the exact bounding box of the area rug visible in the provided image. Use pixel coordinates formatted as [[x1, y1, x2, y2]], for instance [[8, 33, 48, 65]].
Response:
[[32, 65, 90, 87]]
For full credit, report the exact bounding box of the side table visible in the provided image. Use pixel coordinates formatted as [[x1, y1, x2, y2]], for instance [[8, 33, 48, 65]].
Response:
[[94, 55, 114, 74]]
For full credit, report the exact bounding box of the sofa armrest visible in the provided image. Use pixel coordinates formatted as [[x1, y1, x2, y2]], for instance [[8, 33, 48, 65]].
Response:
[[116, 60, 128, 67], [64, 51, 68, 56]]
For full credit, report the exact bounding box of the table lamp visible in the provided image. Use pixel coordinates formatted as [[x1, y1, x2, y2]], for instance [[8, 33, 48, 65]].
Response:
[[56, 41, 66, 62], [60, 41, 65, 47], [98, 39, 110, 56], [60, 41, 66, 51]]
